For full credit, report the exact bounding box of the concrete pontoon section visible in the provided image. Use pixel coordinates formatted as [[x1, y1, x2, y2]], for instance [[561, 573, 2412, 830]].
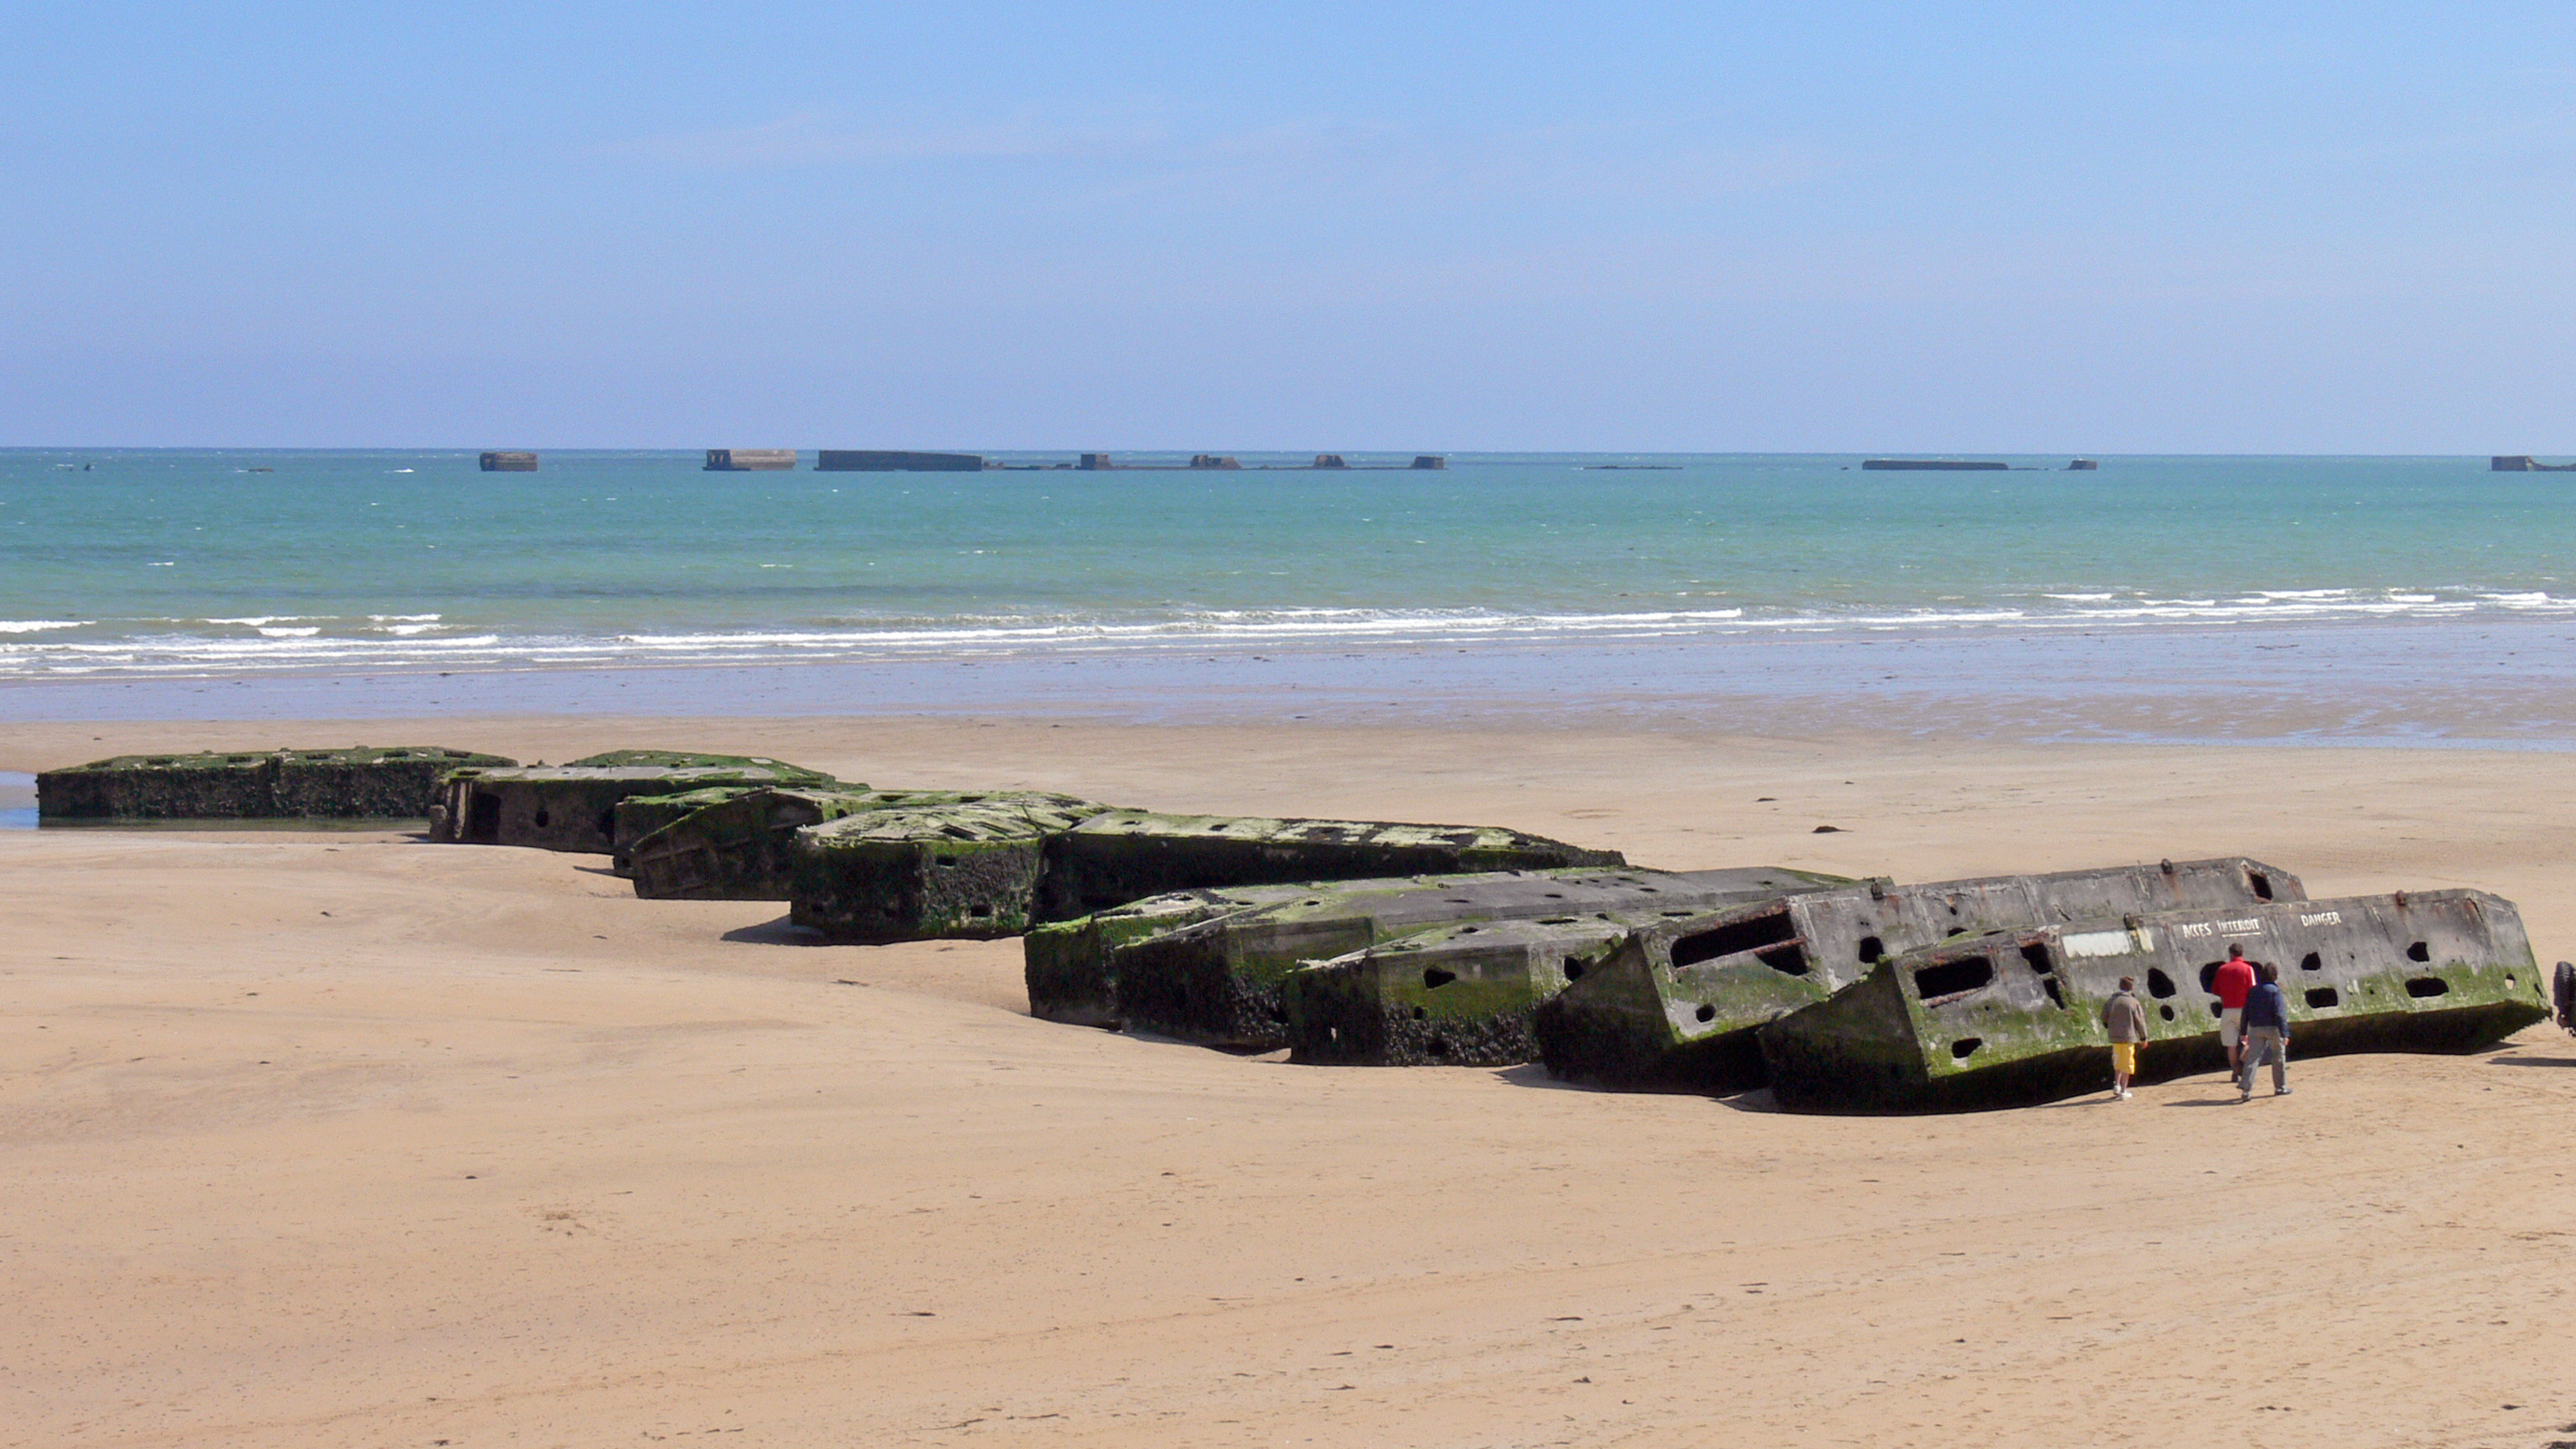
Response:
[[788, 794, 1107, 943], [1026, 885, 1327, 1028], [1536, 857, 2303, 1092], [1036, 813, 1624, 922], [1285, 916, 1638, 1067], [1109, 866, 1848, 1052], [429, 751, 837, 854], [629, 787, 1053, 901], [38, 746, 514, 821], [1758, 889, 2546, 1113]]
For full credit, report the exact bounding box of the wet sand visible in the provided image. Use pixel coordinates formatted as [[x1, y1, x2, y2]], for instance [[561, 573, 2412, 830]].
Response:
[[6, 715, 2574, 1447]]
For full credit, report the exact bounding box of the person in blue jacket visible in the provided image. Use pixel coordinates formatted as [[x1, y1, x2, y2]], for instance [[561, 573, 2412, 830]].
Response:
[[2237, 962, 2291, 1101]]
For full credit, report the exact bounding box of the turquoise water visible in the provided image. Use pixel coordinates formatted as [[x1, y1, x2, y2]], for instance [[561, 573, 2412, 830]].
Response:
[[3, 450, 2570, 677]]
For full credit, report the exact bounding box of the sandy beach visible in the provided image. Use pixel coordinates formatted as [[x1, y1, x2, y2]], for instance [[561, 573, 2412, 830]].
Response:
[[6, 714, 2573, 1447]]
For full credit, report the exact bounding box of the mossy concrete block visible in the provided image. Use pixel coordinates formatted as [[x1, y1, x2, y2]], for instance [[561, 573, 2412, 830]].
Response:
[[1285, 915, 1641, 1067], [1026, 885, 1324, 1027], [430, 751, 836, 854], [626, 788, 1033, 901], [1112, 865, 1850, 1051], [37, 746, 514, 821], [1036, 812, 1625, 921], [607, 786, 769, 875], [1758, 888, 2546, 1113], [788, 794, 1106, 943], [1536, 857, 2303, 1093]]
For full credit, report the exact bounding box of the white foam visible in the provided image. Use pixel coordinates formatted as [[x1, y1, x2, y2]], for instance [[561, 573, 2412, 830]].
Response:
[[0, 620, 90, 634]]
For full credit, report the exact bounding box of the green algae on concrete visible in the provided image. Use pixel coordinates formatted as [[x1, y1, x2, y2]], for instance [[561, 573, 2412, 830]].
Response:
[[37, 746, 515, 821], [627, 788, 1030, 901], [1110, 865, 1852, 1051], [788, 794, 1108, 943], [1758, 888, 2546, 1113], [430, 751, 836, 854], [1026, 884, 1327, 1028], [1535, 857, 2303, 1093], [1284, 915, 1639, 1067], [607, 786, 768, 875], [1036, 812, 1625, 921]]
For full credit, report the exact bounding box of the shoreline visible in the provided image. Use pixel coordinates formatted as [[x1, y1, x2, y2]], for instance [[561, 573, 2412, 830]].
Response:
[[9, 615, 2576, 750]]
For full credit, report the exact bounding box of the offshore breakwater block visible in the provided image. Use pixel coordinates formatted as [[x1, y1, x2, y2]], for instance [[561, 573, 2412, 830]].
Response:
[[788, 795, 1108, 943], [1026, 884, 1327, 1028], [1036, 812, 1625, 923], [628, 787, 1055, 901], [1112, 865, 1849, 1051], [430, 751, 837, 854], [38, 746, 515, 821], [1758, 888, 2545, 1114], [815, 450, 984, 472], [1535, 856, 2303, 1093], [704, 449, 797, 471]]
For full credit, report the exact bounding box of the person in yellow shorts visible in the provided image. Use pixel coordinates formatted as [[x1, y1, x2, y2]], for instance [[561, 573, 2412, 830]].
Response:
[[2101, 974, 2149, 1101]]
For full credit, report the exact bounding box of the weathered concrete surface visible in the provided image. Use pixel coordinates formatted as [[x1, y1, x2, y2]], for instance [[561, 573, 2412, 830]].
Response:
[[38, 746, 514, 821], [1536, 857, 2303, 1092], [429, 751, 836, 854], [1036, 812, 1623, 923], [1025, 884, 1324, 1028], [626, 788, 1021, 901], [788, 794, 1106, 943], [1285, 916, 1636, 1067], [606, 787, 766, 875], [1759, 888, 2546, 1113], [1109, 866, 1847, 1052], [478, 451, 538, 471]]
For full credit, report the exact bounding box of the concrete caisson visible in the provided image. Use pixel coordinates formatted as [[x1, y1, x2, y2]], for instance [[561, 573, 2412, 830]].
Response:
[[429, 751, 836, 854], [1110, 865, 1848, 1052], [627, 788, 1057, 902], [1036, 812, 1623, 924], [1535, 857, 2303, 1092], [704, 449, 797, 471], [1025, 884, 1327, 1028], [38, 746, 515, 821], [787, 794, 1107, 943], [1758, 888, 2545, 1112]]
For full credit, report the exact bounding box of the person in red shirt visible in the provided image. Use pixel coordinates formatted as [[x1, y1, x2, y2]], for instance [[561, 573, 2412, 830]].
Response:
[[2210, 943, 2258, 1075]]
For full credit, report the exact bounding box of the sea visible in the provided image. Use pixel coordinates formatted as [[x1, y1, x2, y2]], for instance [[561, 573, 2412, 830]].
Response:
[[5, 449, 2574, 742]]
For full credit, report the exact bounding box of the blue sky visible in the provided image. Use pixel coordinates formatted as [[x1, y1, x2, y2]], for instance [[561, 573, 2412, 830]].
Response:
[[4, 3, 2572, 449]]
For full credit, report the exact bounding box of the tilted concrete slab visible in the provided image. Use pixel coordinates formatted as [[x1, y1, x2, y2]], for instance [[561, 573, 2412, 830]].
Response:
[[628, 788, 1044, 901], [1758, 888, 2546, 1113], [38, 746, 514, 821], [1536, 857, 2303, 1092], [428, 751, 837, 854], [1036, 812, 1625, 922], [788, 794, 1109, 943], [1109, 866, 1852, 1051], [607, 786, 769, 875]]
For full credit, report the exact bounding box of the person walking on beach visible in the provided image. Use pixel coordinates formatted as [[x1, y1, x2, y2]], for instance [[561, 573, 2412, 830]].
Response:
[[2101, 975, 2148, 1100], [2238, 963, 2291, 1102], [2211, 943, 2257, 1075]]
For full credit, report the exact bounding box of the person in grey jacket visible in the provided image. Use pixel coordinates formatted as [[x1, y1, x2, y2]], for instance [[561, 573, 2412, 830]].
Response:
[[2237, 963, 2292, 1101], [2101, 975, 2149, 1101]]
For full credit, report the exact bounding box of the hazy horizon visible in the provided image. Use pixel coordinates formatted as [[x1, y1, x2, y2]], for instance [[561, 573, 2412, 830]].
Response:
[[8, 4, 2573, 453]]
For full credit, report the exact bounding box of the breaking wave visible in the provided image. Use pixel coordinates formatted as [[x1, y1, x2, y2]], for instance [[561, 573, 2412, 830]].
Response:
[[0, 588, 2569, 679]]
